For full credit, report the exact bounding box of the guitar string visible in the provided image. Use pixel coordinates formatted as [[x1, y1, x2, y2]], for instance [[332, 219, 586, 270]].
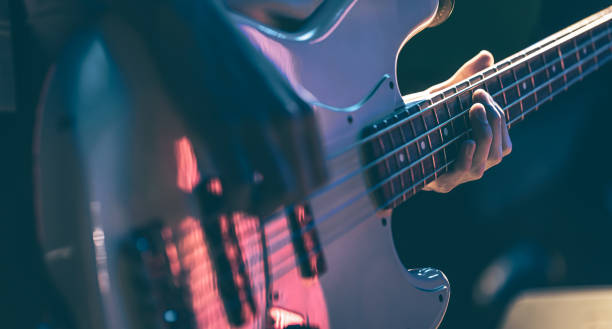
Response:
[[304, 20, 612, 205], [195, 19, 612, 315], [267, 40, 612, 258], [249, 26, 612, 253], [243, 15, 612, 251], [231, 25, 612, 265], [259, 51, 612, 288], [191, 9, 612, 317], [216, 53, 612, 307], [212, 41, 612, 296], [325, 9, 612, 162]]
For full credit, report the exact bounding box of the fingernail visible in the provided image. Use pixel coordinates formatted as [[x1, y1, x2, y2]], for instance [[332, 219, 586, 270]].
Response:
[[475, 106, 487, 123]]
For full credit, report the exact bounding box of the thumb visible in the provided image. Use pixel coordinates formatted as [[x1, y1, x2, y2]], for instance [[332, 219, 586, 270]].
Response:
[[429, 50, 494, 93]]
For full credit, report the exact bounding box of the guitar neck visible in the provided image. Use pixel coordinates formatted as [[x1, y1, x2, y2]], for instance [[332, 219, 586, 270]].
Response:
[[362, 5, 612, 209]]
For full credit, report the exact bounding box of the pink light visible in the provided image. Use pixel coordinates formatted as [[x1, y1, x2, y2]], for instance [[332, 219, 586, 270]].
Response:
[[161, 227, 181, 278], [207, 178, 223, 196], [268, 307, 306, 329], [174, 137, 201, 193]]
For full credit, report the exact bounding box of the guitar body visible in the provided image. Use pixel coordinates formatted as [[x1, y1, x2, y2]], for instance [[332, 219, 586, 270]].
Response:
[[236, 1, 450, 328], [36, 1, 450, 329]]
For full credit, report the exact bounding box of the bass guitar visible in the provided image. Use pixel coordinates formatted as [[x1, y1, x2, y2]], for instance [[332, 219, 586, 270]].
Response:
[[36, 1, 612, 329]]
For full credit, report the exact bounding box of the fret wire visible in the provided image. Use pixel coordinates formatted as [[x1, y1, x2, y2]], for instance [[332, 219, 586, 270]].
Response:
[[507, 51, 611, 126], [527, 59, 538, 106], [381, 53, 611, 208], [313, 30, 612, 207], [556, 45, 568, 90], [374, 27, 612, 170], [266, 51, 612, 283], [423, 112, 438, 179], [377, 137, 394, 197], [266, 13, 612, 277], [368, 39, 612, 205], [311, 22, 612, 208], [326, 14, 612, 161], [432, 104, 449, 173], [409, 118, 427, 181], [542, 52, 554, 97], [513, 67, 525, 121], [397, 122, 417, 194], [275, 50, 612, 275], [589, 28, 600, 68], [574, 38, 584, 78]]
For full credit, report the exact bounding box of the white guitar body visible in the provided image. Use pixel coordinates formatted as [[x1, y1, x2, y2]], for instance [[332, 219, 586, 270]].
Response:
[[36, 1, 450, 329]]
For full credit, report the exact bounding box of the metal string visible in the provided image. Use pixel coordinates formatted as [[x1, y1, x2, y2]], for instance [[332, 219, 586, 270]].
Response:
[[249, 23, 612, 255]]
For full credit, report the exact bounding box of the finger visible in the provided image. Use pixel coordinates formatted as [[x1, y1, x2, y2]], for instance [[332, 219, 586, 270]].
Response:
[[424, 140, 476, 192], [469, 103, 493, 178], [455, 139, 477, 173], [455, 50, 495, 79], [473, 90, 502, 166], [493, 101, 513, 156], [429, 51, 495, 93]]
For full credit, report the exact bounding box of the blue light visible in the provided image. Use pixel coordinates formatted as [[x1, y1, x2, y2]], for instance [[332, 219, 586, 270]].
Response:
[[136, 237, 148, 251], [164, 309, 178, 323]]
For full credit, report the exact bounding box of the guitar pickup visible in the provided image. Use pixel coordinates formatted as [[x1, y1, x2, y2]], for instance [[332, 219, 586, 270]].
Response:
[[195, 180, 257, 327], [286, 203, 326, 278]]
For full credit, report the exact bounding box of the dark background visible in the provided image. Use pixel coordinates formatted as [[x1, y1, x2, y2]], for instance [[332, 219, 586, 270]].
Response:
[[2, 0, 612, 328], [394, 1, 612, 328]]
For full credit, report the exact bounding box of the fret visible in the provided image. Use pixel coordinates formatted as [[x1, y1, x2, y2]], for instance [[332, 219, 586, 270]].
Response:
[[485, 75, 505, 107], [399, 122, 422, 189], [593, 23, 611, 62], [604, 22, 612, 60], [530, 54, 551, 102], [574, 35, 585, 77], [506, 70, 523, 122], [518, 62, 537, 111], [384, 116, 406, 196], [543, 48, 565, 93], [424, 106, 446, 174], [418, 121, 436, 183], [498, 69, 515, 102], [394, 109, 414, 191], [431, 104, 450, 174], [389, 124, 407, 193], [378, 131, 397, 198], [390, 123, 410, 197], [457, 88, 473, 113], [499, 68, 520, 121], [363, 128, 390, 205], [560, 40, 580, 82], [440, 102, 459, 160], [589, 28, 601, 68], [414, 101, 436, 182], [447, 96, 469, 134], [583, 30, 598, 71]]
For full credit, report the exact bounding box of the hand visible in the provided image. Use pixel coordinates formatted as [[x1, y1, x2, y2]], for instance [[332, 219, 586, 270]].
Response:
[[421, 51, 513, 193]]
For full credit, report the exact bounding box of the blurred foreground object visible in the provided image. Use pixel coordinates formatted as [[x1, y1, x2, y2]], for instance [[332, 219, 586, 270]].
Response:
[[500, 287, 612, 329]]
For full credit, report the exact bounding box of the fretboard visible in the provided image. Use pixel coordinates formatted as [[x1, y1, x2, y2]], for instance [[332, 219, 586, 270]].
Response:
[[362, 5, 612, 209]]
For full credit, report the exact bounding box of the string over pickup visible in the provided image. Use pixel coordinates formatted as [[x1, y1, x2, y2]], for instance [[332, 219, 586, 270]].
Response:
[[195, 180, 257, 326], [286, 203, 326, 279]]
